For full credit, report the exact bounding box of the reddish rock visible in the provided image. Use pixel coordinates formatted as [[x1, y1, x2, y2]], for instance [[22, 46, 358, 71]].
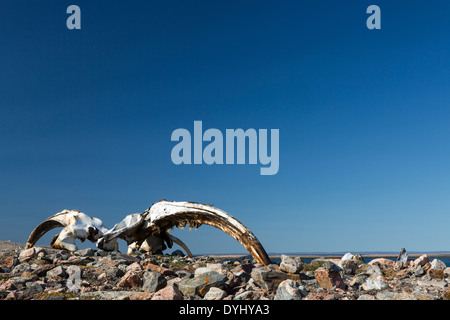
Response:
[[126, 262, 143, 273], [117, 271, 143, 289], [414, 255, 430, 267], [19, 248, 36, 262], [0, 280, 16, 291], [314, 267, 346, 290], [368, 258, 395, 270], [151, 284, 183, 300], [143, 262, 175, 276], [0, 256, 17, 268]]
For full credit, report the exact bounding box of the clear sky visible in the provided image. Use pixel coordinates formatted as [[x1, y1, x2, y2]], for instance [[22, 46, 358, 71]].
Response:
[[1, 1, 450, 255]]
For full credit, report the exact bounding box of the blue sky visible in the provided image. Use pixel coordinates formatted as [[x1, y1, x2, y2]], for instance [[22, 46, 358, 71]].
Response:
[[1, 1, 450, 255]]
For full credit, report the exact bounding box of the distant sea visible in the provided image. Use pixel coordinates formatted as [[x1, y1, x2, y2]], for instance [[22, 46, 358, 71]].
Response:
[[211, 251, 450, 267], [267, 252, 450, 267]]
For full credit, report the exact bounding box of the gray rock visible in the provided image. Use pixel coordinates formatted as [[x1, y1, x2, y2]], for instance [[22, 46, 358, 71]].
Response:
[[396, 248, 408, 267], [46, 266, 68, 279], [176, 270, 193, 278], [203, 287, 227, 300], [179, 271, 227, 297], [340, 259, 358, 275], [280, 255, 303, 274], [357, 294, 376, 300], [251, 267, 300, 291], [25, 282, 45, 295], [233, 291, 256, 300], [430, 259, 446, 271], [75, 248, 95, 257], [310, 259, 342, 272], [81, 290, 132, 300], [361, 275, 388, 291], [142, 271, 167, 293], [171, 250, 185, 256], [11, 263, 33, 275], [414, 265, 424, 276], [274, 280, 307, 300]]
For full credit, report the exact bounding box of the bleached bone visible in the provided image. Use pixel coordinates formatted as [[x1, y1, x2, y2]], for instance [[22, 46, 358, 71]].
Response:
[[25, 210, 116, 251], [97, 200, 271, 265], [127, 234, 193, 257]]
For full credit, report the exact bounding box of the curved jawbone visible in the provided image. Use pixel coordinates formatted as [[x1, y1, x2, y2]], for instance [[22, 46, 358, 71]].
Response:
[[98, 200, 271, 265]]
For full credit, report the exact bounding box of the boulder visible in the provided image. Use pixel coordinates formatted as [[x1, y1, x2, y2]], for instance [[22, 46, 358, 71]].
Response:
[[430, 259, 446, 271], [151, 284, 183, 300], [396, 248, 408, 267], [251, 266, 301, 291], [274, 279, 307, 300], [46, 266, 68, 279], [361, 275, 388, 291], [279, 255, 303, 274], [19, 248, 36, 263], [314, 267, 346, 290], [414, 255, 430, 267], [368, 258, 395, 270], [142, 271, 167, 293], [203, 287, 228, 300], [117, 271, 143, 289], [179, 271, 227, 297]]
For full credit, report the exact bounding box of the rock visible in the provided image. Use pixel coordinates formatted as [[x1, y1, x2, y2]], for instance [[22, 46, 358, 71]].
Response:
[[195, 267, 213, 275], [414, 265, 425, 276], [306, 292, 336, 300], [152, 284, 183, 300], [351, 254, 365, 265], [47, 266, 68, 279], [310, 259, 342, 272], [75, 248, 95, 257], [376, 290, 399, 300], [444, 267, 450, 277], [340, 259, 358, 275], [171, 250, 185, 256], [179, 271, 227, 297], [357, 294, 376, 300], [430, 259, 446, 271], [417, 280, 447, 289], [24, 281, 45, 296], [81, 290, 133, 300], [142, 271, 167, 293], [413, 255, 430, 267], [274, 280, 307, 300], [396, 248, 408, 267], [361, 275, 388, 291], [0, 256, 19, 269], [251, 267, 301, 291], [279, 255, 302, 274], [19, 248, 36, 262], [11, 263, 33, 275], [341, 252, 354, 261], [368, 258, 395, 270], [204, 287, 228, 300], [143, 261, 175, 276], [117, 271, 143, 289], [314, 267, 346, 290], [126, 262, 143, 273]]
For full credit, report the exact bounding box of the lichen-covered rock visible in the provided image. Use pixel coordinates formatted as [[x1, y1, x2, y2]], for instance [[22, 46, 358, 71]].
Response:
[[179, 271, 227, 296]]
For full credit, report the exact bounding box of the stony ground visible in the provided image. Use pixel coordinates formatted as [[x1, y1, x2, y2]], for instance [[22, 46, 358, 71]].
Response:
[[1, 241, 450, 300]]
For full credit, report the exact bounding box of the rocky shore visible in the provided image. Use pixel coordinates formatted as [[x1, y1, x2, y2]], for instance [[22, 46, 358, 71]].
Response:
[[1, 243, 450, 300]]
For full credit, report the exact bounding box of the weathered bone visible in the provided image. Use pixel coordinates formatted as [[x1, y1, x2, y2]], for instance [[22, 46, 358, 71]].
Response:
[[25, 210, 115, 251], [127, 234, 193, 257], [98, 200, 271, 265]]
